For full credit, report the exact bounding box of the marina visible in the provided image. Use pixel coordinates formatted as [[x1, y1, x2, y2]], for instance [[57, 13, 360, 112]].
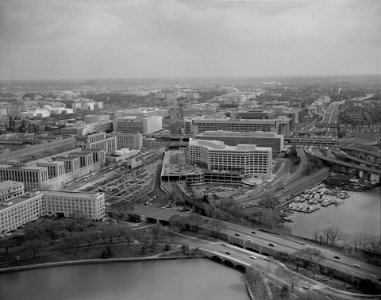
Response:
[[286, 183, 350, 214], [288, 187, 380, 239]]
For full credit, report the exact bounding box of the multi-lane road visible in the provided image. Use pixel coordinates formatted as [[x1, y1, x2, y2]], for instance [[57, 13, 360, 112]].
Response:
[[218, 220, 381, 283], [130, 204, 381, 285]]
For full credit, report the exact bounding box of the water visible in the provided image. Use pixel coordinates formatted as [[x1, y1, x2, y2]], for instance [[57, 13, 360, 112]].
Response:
[[0, 259, 250, 300], [289, 187, 381, 239]]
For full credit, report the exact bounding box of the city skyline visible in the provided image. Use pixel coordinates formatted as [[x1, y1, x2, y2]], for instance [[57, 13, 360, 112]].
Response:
[[0, 0, 380, 81]]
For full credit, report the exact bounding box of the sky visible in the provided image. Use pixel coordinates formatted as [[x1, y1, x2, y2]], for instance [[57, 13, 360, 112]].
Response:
[[0, 0, 380, 80]]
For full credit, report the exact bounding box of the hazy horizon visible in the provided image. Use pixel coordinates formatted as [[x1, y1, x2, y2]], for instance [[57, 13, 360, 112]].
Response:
[[1, 0, 380, 81]]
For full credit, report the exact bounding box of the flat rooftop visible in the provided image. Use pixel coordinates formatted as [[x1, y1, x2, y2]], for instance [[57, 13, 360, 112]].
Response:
[[196, 130, 282, 138], [189, 139, 272, 152]]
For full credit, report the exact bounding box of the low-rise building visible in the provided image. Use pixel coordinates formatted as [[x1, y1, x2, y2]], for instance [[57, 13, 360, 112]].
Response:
[[0, 181, 25, 203], [0, 190, 105, 233], [76, 132, 117, 153], [114, 115, 162, 134]]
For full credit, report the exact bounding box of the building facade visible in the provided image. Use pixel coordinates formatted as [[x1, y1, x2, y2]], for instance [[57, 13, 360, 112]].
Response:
[[0, 181, 25, 203], [189, 118, 291, 136], [0, 190, 105, 233], [113, 133, 143, 149], [114, 116, 162, 134], [76, 132, 117, 153], [188, 139, 272, 179], [195, 131, 284, 156]]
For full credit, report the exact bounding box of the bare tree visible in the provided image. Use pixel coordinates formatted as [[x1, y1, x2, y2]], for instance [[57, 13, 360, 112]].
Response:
[[186, 213, 203, 232], [323, 226, 340, 245], [208, 219, 227, 237], [169, 215, 185, 232], [24, 239, 44, 258], [292, 247, 323, 277], [149, 224, 162, 241]]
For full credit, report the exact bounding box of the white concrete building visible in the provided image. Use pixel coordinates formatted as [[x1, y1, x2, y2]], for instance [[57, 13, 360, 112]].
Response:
[[0, 192, 44, 234], [0, 190, 105, 233], [114, 107, 168, 119], [114, 133, 143, 149], [43, 191, 105, 220], [114, 116, 162, 134], [0, 181, 25, 203], [76, 132, 117, 153], [188, 139, 272, 179]]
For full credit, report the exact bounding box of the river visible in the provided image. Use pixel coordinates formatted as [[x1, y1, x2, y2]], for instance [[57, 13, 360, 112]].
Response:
[[0, 259, 250, 300], [289, 187, 380, 239]]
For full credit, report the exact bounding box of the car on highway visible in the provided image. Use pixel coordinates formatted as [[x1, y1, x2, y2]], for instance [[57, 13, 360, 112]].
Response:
[[234, 233, 240, 237], [225, 251, 231, 255], [249, 256, 257, 260], [268, 242, 275, 247], [333, 256, 340, 260], [352, 264, 360, 268], [251, 231, 256, 234]]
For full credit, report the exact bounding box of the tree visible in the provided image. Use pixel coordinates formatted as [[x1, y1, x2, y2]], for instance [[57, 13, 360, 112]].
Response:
[[185, 213, 203, 232], [24, 239, 44, 258], [208, 219, 227, 237], [1, 239, 15, 256], [69, 232, 85, 250], [279, 285, 289, 298], [149, 224, 162, 241], [169, 215, 185, 232], [246, 265, 262, 285], [323, 226, 340, 245], [292, 247, 323, 277]]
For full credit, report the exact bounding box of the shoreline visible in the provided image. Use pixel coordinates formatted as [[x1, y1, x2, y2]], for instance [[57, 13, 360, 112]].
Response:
[[0, 255, 201, 274]]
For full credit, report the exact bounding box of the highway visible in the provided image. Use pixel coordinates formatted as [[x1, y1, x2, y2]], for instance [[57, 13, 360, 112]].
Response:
[[214, 219, 381, 283], [129, 205, 381, 284], [311, 150, 381, 175], [173, 231, 381, 299]]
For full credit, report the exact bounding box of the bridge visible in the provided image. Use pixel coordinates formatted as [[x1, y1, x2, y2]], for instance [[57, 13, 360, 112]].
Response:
[[338, 146, 381, 166], [285, 137, 338, 146], [312, 152, 380, 181], [200, 248, 248, 272]]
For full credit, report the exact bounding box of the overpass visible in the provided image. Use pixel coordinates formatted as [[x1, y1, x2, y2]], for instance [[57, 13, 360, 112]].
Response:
[[338, 146, 381, 166], [285, 137, 338, 146], [312, 152, 381, 180], [128, 206, 381, 288]]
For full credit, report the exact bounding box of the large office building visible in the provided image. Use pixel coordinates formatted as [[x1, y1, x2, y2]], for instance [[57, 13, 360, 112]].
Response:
[[0, 191, 44, 234], [195, 131, 284, 156], [0, 190, 105, 233], [188, 139, 272, 180], [187, 117, 291, 136], [0, 137, 76, 163], [0, 181, 25, 203], [0, 149, 105, 191], [114, 107, 168, 119], [236, 110, 274, 120], [43, 191, 105, 220], [76, 132, 117, 153], [114, 115, 162, 135], [113, 132, 143, 150]]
